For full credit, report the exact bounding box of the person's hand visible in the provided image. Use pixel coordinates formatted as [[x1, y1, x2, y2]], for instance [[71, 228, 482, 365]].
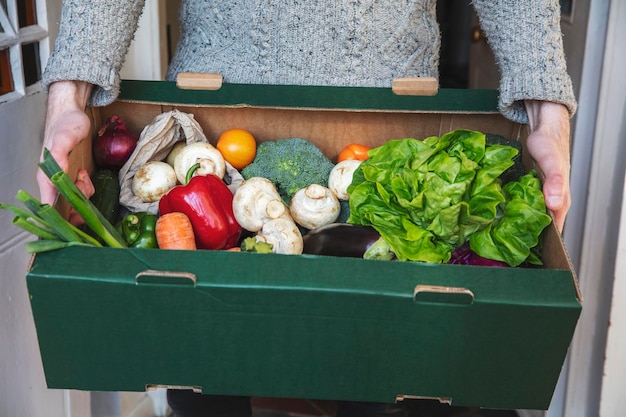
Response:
[[38, 81, 94, 209], [524, 100, 572, 232]]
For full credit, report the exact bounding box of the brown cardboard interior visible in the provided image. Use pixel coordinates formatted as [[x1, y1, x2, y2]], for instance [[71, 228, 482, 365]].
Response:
[[80, 99, 577, 294]]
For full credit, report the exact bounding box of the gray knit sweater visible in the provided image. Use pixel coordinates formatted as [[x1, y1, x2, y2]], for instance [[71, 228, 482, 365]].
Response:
[[43, 0, 577, 124]]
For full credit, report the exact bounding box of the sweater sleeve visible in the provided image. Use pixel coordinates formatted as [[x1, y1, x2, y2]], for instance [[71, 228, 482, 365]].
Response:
[[472, 0, 577, 124], [42, 0, 145, 107]]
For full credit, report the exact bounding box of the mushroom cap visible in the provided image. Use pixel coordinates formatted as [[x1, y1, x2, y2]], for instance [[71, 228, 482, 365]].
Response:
[[174, 142, 226, 184], [328, 159, 362, 200], [165, 141, 187, 167], [257, 218, 304, 254], [233, 177, 289, 232], [131, 161, 177, 203], [289, 184, 340, 230]]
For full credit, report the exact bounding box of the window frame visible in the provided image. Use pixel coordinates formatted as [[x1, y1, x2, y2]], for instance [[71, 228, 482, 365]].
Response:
[[0, 0, 48, 103]]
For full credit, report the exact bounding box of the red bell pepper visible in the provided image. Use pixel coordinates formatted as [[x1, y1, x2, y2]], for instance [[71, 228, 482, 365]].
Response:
[[158, 165, 241, 250]]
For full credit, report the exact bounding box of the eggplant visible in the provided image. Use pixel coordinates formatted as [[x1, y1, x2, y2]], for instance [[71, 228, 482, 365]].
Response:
[[302, 223, 382, 258]]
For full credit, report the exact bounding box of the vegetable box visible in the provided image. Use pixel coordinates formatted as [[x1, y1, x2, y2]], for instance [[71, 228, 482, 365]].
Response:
[[26, 80, 581, 410]]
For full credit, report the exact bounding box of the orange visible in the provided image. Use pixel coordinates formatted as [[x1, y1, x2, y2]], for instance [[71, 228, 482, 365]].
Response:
[[216, 128, 257, 170]]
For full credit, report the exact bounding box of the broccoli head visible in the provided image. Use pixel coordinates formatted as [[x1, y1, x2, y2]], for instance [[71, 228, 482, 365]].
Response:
[[241, 137, 335, 203], [240, 237, 274, 253]]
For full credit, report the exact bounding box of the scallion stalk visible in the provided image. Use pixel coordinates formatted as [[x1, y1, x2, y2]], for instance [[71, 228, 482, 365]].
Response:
[[2, 189, 103, 252], [73, 227, 103, 246], [25, 240, 94, 254], [14, 189, 101, 246], [12, 216, 59, 240], [0, 201, 55, 234], [15, 190, 45, 215], [36, 204, 85, 242], [38, 148, 127, 248]]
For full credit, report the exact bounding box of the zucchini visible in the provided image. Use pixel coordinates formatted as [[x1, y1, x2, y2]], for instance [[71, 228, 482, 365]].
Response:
[[89, 169, 121, 225]]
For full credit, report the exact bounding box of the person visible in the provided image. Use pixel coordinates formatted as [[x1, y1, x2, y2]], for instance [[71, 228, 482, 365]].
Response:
[[37, 1, 577, 416]]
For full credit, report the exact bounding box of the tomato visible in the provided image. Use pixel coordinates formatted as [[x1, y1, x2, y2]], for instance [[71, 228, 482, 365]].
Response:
[[216, 128, 257, 170], [337, 143, 371, 162]]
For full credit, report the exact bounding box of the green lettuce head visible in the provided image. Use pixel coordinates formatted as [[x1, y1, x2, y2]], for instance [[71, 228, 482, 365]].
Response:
[[347, 129, 551, 266]]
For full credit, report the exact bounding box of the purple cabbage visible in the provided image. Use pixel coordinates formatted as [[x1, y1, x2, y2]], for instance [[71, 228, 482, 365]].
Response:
[[448, 243, 509, 268]]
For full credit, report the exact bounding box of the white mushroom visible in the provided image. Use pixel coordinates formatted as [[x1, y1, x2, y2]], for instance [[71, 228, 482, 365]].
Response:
[[132, 161, 178, 203], [289, 184, 340, 230], [174, 142, 226, 184], [328, 159, 362, 200], [165, 141, 186, 167], [256, 218, 304, 255], [232, 177, 290, 232]]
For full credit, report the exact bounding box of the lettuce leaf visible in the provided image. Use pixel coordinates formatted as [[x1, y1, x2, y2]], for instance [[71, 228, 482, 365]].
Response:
[[469, 171, 552, 266], [347, 129, 551, 266]]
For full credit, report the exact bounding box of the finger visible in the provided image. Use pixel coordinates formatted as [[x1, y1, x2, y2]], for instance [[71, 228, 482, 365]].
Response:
[[38, 146, 71, 206], [68, 169, 95, 226], [542, 173, 565, 211], [37, 169, 59, 206], [75, 169, 95, 199], [542, 173, 570, 233], [68, 210, 85, 226]]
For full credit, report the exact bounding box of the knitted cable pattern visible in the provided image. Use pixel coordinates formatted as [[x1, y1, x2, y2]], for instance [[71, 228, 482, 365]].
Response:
[[42, 0, 576, 122], [472, 0, 577, 123], [42, 0, 146, 106], [166, 1, 440, 88]]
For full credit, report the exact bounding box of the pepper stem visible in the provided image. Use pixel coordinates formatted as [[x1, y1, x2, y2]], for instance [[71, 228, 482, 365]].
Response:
[[185, 163, 202, 185]]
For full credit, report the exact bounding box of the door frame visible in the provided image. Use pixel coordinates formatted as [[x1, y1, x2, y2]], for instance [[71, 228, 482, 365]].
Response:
[[553, 0, 626, 416]]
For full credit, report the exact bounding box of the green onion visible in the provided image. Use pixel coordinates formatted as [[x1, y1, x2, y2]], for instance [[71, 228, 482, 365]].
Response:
[[69, 224, 103, 247], [35, 204, 84, 243], [15, 190, 45, 215], [12, 216, 59, 240], [25, 240, 94, 254], [15, 189, 102, 246], [2, 150, 128, 253], [0, 202, 55, 234], [38, 148, 127, 248]]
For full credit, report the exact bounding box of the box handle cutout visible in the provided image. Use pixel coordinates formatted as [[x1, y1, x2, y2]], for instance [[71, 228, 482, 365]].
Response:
[[135, 269, 197, 286], [177, 72, 223, 90], [396, 395, 452, 405], [146, 384, 202, 393], [413, 285, 474, 305], [392, 77, 439, 96]]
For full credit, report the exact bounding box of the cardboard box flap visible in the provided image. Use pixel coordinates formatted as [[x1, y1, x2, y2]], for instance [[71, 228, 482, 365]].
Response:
[[28, 246, 580, 409], [117, 80, 500, 113], [175, 73, 441, 97]]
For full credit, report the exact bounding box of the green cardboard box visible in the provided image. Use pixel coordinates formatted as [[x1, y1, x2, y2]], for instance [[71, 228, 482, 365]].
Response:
[[26, 81, 581, 410]]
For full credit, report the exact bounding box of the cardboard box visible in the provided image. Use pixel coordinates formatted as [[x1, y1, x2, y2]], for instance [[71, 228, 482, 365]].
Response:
[[27, 81, 581, 410]]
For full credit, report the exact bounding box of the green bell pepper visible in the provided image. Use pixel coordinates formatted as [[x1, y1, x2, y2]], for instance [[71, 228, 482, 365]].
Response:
[[116, 212, 158, 249]]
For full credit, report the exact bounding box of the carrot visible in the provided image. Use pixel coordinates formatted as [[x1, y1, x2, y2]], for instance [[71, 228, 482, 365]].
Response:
[[155, 212, 197, 250]]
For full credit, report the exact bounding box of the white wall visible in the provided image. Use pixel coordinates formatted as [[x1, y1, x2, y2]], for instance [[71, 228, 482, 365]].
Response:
[[0, 94, 72, 417], [560, 0, 626, 414], [0, 1, 90, 415], [596, 1, 626, 415], [600, 170, 626, 416], [119, 0, 168, 81]]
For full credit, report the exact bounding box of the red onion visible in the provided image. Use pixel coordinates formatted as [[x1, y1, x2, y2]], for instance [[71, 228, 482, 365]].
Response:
[[93, 115, 139, 170]]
